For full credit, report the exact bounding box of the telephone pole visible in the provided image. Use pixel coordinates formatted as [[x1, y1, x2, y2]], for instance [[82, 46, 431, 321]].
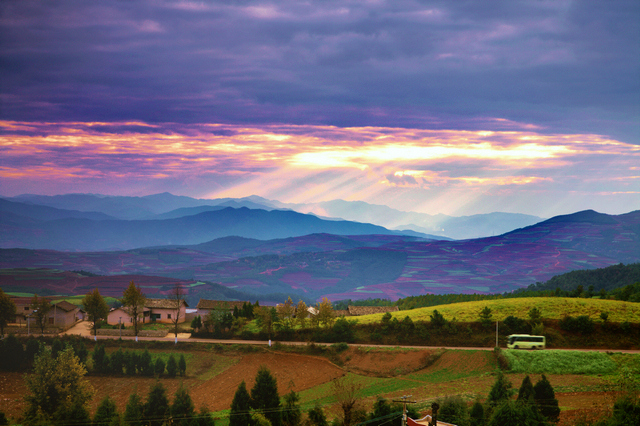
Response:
[[393, 395, 416, 426]]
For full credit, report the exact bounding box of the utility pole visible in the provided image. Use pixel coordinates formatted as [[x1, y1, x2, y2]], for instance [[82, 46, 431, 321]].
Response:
[[496, 320, 499, 348], [393, 395, 416, 426]]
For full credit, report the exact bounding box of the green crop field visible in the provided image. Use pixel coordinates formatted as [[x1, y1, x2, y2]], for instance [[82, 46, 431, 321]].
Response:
[[352, 297, 640, 324]]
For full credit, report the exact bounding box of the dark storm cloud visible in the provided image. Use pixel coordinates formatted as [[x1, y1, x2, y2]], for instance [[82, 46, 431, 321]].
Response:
[[1, 0, 638, 141]]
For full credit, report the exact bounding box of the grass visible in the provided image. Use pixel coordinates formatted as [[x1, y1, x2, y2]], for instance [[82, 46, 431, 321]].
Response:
[[503, 349, 622, 375], [352, 297, 640, 324]]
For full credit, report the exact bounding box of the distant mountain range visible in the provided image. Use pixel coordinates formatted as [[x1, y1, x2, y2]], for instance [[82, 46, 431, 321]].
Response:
[[5, 192, 543, 240], [1, 208, 638, 301]]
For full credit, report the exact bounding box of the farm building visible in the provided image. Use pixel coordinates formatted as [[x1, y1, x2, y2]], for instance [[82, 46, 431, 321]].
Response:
[[9, 297, 80, 328], [107, 298, 188, 325], [106, 306, 150, 326]]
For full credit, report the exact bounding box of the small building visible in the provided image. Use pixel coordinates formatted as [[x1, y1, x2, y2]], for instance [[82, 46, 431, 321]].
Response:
[[196, 299, 249, 318], [10, 297, 80, 328], [107, 299, 188, 325], [145, 298, 188, 324], [50, 300, 80, 328], [106, 306, 150, 326], [347, 305, 399, 316]]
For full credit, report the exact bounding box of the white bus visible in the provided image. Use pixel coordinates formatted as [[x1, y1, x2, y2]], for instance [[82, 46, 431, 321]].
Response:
[[507, 334, 546, 350]]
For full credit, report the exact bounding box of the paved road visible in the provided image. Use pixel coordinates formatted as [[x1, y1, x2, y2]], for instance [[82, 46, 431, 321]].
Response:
[[59, 321, 640, 353]]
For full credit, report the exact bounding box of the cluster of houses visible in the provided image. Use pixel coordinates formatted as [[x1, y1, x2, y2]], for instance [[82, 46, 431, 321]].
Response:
[[9, 296, 399, 329]]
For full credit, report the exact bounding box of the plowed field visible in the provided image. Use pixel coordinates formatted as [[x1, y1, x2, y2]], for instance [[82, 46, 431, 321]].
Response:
[[0, 346, 625, 425]]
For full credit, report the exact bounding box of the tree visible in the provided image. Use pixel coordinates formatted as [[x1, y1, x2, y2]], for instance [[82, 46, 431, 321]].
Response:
[[170, 284, 186, 338], [92, 343, 109, 374], [367, 397, 397, 426], [139, 348, 154, 376], [0, 289, 16, 337], [196, 405, 217, 426], [143, 381, 170, 426], [438, 395, 469, 426], [254, 306, 277, 338], [94, 396, 119, 426], [296, 300, 308, 329], [487, 371, 513, 407], [124, 392, 144, 425], [276, 297, 296, 331], [316, 297, 335, 328], [154, 357, 165, 376], [166, 354, 177, 377], [307, 403, 328, 426], [121, 281, 146, 337], [0, 333, 25, 371], [178, 353, 187, 376], [230, 380, 253, 426], [517, 375, 536, 406], [533, 374, 560, 423], [332, 375, 363, 426], [191, 315, 203, 331], [251, 366, 281, 426], [487, 400, 545, 426], [30, 294, 52, 336], [83, 288, 109, 337], [528, 307, 542, 326], [171, 385, 196, 426], [24, 347, 93, 425], [281, 390, 301, 426], [470, 401, 485, 426], [479, 306, 493, 330], [430, 309, 447, 328]]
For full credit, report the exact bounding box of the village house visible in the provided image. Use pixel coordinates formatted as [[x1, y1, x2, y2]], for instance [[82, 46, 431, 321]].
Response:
[[106, 298, 188, 325], [10, 297, 80, 328], [106, 306, 150, 326]]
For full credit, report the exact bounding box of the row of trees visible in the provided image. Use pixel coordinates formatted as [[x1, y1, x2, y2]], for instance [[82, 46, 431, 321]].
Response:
[[21, 343, 214, 426], [91, 344, 186, 377]]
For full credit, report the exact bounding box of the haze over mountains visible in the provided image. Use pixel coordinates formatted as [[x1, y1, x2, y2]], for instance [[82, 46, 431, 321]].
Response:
[[0, 192, 638, 302], [4, 192, 542, 243]]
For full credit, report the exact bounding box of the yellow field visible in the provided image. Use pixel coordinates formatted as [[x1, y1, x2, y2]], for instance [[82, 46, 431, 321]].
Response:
[[353, 297, 640, 324]]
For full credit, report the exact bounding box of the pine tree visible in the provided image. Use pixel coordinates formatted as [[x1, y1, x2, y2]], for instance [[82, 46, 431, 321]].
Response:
[[487, 400, 543, 426], [281, 389, 301, 426], [178, 353, 187, 376], [533, 374, 560, 422], [144, 381, 170, 426], [251, 366, 282, 426], [154, 357, 165, 376], [307, 403, 328, 426], [470, 401, 485, 426], [171, 385, 195, 426], [93, 396, 119, 426], [230, 380, 253, 426], [124, 392, 144, 425], [166, 354, 177, 377], [487, 371, 513, 407], [517, 375, 536, 405]]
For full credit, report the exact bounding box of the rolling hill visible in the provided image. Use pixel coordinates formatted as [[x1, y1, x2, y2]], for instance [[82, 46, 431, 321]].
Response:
[[1, 209, 638, 301]]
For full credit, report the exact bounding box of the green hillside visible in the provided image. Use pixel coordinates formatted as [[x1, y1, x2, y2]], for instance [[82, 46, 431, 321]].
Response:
[[353, 297, 640, 324]]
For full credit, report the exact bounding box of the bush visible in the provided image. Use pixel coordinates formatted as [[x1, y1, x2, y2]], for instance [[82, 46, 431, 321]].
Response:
[[437, 395, 469, 426], [502, 316, 529, 334], [560, 315, 595, 335]]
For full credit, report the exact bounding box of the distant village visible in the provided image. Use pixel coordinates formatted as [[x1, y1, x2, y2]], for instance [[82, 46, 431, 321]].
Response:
[[7, 296, 399, 332]]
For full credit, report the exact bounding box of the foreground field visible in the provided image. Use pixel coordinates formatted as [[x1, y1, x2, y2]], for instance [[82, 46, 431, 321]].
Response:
[[1, 342, 638, 426]]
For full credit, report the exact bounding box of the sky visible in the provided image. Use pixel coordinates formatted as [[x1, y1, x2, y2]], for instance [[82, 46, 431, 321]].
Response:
[[1, 0, 638, 217]]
